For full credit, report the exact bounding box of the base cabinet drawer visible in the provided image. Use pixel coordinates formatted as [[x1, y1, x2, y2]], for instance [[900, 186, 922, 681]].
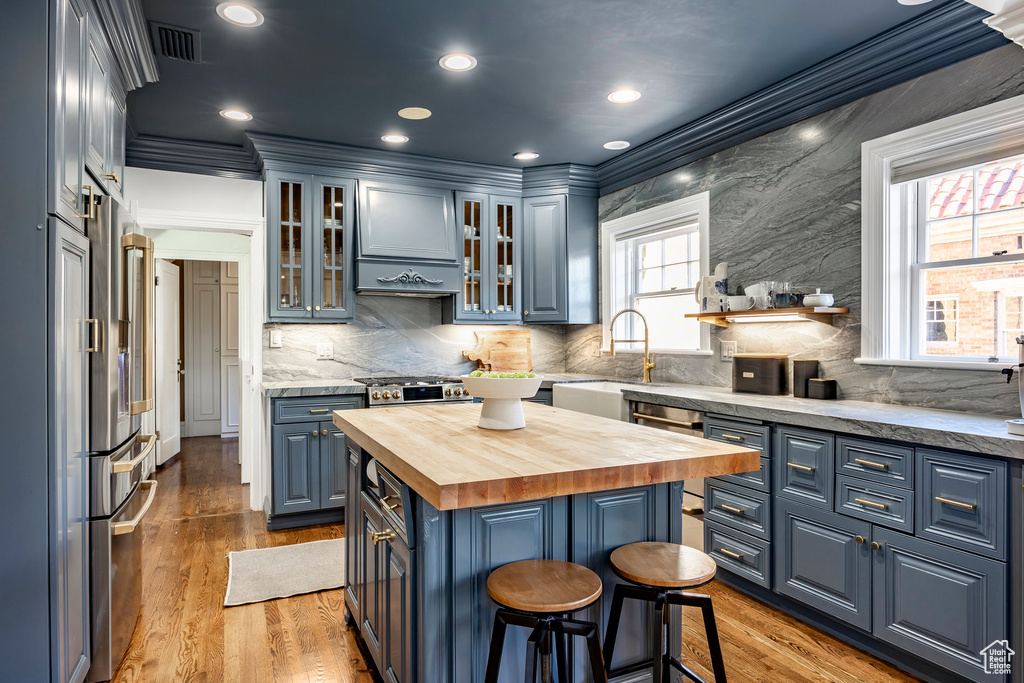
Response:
[[775, 498, 872, 631], [835, 475, 913, 534], [776, 427, 834, 509], [836, 437, 913, 489], [705, 479, 771, 540], [917, 449, 1007, 561], [715, 457, 771, 493], [872, 528, 1008, 683], [705, 521, 771, 588], [273, 396, 364, 424], [705, 418, 770, 453]]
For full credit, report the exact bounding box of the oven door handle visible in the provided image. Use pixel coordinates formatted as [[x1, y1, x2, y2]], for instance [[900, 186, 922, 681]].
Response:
[[112, 433, 157, 474], [632, 412, 703, 431], [112, 480, 158, 536]]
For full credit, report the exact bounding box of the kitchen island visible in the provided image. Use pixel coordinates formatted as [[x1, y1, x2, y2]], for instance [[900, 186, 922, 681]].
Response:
[[334, 402, 759, 683]]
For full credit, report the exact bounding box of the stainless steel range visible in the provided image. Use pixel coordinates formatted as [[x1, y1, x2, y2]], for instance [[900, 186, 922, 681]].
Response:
[[353, 376, 473, 407]]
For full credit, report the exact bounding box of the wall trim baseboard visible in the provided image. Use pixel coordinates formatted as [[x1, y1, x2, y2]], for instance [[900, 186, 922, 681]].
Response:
[[595, 1, 1008, 194]]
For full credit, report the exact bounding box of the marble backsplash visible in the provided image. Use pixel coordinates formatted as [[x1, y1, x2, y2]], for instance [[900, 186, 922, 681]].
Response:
[[262, 296, 566, 381], [566, 45, 1024, 418]]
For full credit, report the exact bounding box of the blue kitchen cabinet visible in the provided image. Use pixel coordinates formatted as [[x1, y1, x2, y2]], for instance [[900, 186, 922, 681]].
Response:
[[444, 192, 522, 324], [872, 527, 1007, 682], [360, 491, 385, 669], [50, 0, 88, 232], [383, 528, 416, 683], [84, 18, 125, 199], [776, 426, 834, 509], [345, 446, 362, 625], [268, 395, 363, 526], [521, 195, 567, 323], [705, 478, 772, 540], [267, 172, 356, 322], [272, 422, 320, 515], [775, 497, 873, 631]]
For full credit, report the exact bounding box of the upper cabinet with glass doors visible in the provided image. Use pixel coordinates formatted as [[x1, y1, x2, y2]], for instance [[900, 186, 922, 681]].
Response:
[[267, 172, 356, 322], [444, 192, 522, 323]]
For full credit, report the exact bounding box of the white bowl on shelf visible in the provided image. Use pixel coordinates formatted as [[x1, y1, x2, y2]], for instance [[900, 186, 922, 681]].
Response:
[[460, 375, 544, 430]]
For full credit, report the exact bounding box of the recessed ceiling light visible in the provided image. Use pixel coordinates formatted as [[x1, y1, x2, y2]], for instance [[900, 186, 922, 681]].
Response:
[[513, 152, 539, 161], [439, 53, 477, 71], [607, 89, 641, 104], [897, 0, 932, 4], [381, 134, 409, 143], [216, 3, 264, 26], [603, 140, 630, 150], [398, 107, 432, 120], [219, 109, 252, 121]]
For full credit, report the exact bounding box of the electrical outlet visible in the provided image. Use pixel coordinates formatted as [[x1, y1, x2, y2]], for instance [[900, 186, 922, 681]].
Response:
[[720, 340, 737, 361], [316, 342, 334, 360], [269, 329, 282, 348]]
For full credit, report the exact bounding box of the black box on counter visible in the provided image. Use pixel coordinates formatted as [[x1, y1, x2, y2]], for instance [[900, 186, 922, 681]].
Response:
[[732, 354, 788, 395], [808, 378, 838, 400], [792, 360, 820, 398]]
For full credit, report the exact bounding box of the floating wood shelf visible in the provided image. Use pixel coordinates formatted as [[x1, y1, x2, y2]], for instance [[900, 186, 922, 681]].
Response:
[[684, 307, 849, 328]]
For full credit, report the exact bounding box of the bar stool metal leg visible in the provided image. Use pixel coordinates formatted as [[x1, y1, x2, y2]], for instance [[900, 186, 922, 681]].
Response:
[[552, 620, 569, 683], [666, 592, 727, 683], [484, 610, 510, 683]]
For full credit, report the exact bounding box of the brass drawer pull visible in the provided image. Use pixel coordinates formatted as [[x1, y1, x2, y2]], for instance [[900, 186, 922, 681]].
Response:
[[380, 494, 400, 511], [720, 504, 745, 515], [721, 434, 745, 442], [787, 462, 816, 472], [720, 548, 744, 560], [309, 408, 330, 414], [935, 496, 977, 510], [854, 458, 889, 470], [370, 530, 396, 545], [854, 497, 889, 510], [632, 412, 703, 430]]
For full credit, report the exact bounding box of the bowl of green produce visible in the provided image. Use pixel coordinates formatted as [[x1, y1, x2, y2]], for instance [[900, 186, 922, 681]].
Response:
[[461, 371, 543, 430]]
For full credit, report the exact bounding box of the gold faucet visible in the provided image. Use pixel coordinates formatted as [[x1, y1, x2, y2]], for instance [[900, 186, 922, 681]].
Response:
[[609, 308, 656, 383]]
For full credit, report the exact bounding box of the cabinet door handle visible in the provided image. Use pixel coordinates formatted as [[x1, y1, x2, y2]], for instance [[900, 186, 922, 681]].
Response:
[[720, 548, 744, 560], [85, 319, 101, 352], [380, 495, 400, 511], [370, 530, 396, 545], [315, 305, 321, 311], [720, 504, 745, 515], [312, 430, 318, 436], [321, 430, 328, 436], [787, 462, 816, 472], [870, 541, 883, 551], [854, 458, 889, 469], [721, 434, 745, 442], [306, 306, 312, 311], [78, 184, 96, 219], [935, 496, 977, 510], [104, 172, 119, 183], [855, 535, 866, 544], [854, 497, 889, 510], [524, 311, 529, 315]]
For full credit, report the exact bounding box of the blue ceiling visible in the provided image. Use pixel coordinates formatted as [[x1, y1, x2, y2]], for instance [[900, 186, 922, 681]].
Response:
[[130, 0, 940, 168]]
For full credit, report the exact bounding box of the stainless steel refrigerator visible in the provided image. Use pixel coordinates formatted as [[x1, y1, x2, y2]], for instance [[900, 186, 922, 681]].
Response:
[[85, 195, 158, 682]]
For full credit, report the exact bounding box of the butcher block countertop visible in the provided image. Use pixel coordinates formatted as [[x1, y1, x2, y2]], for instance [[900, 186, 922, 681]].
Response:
[[333, 402, 760, 511]]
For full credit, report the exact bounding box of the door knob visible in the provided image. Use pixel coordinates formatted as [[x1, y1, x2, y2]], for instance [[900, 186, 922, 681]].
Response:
[[524, 311, 529, 315], [306, 306, 312, 311], [312, 430, 318, 436], [870, 541, 883, 551], [855, 536, 866, 545], [322, 430, 327, 436], [315, 305, 321, 311]]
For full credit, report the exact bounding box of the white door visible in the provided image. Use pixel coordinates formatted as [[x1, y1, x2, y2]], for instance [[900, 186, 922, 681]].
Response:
[[185, 261, 222, 437], [220, 262, 240, 436], [155, 259, 181, 465]]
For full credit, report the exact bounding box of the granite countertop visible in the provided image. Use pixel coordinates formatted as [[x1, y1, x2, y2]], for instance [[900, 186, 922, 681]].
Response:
[[261, 373, 1023, 459], [333, 402, 758, 510], [618, 384, 1024, 460]]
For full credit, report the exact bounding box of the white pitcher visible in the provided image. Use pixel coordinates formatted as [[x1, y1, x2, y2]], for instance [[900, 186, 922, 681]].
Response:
[[695, 262, 729, 312]]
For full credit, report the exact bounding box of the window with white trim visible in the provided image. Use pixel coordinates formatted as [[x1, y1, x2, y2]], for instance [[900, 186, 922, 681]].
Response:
[[601, 192, 710, 354], [860, 94, 1024, 369]]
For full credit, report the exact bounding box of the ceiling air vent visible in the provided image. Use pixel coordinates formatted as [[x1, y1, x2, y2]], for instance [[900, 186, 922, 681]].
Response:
[[149, 22, 202, 64]]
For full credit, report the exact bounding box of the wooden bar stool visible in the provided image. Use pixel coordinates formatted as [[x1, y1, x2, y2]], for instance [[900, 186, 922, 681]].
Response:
[[484, 559, 609, 683], [603, 542, 727, 683]]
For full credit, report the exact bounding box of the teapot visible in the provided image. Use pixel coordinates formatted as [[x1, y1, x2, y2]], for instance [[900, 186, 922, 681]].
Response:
[[695, 262, 729, 313]]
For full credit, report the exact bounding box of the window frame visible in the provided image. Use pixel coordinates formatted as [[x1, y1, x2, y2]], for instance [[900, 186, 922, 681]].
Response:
[[860, 94, 1024, 371], [600, 192, 711, 355]]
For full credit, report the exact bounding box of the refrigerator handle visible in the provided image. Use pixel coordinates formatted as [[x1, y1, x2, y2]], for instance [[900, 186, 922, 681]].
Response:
[[123, 233, 155, 415]]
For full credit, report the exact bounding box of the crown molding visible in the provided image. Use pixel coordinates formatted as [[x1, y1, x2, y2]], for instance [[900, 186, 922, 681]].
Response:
[[245, 133, 526, 194], [125, 135, 262, 180], [136, 208, 264, 235], [597, 1, 1007, 194], [522, 164, 599, 197], [91, 0, 159, 91]]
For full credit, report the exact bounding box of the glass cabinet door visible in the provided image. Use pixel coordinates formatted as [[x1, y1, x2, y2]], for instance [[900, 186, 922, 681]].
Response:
[[313, 176, 356, 321], [269, 172, 313, 320], [457, 192, 490, 319], [491, 196, 521, 321]]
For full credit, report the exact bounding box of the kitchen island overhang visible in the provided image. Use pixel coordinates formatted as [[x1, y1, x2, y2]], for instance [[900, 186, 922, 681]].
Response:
[[335, 402, 759, 683]]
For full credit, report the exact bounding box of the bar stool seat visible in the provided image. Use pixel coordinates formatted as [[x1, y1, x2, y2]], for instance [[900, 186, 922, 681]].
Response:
[[605, 543, 727, 683], [610, 542, 717, 589], [484, 560, 608, 683], [488, 559, 603, 613]]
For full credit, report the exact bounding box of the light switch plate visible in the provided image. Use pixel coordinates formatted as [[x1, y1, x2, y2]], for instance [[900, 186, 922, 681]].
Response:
[[269, 329, 282, 348], [316, 342, 334, 360], [720, 340, 737, 361]]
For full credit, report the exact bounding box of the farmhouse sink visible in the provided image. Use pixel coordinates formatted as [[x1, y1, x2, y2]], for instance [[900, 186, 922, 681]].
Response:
[[552, 381, 643, 422]]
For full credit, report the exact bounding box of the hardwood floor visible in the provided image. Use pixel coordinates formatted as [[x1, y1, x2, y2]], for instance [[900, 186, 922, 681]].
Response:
[[112, 435, 920, 683]]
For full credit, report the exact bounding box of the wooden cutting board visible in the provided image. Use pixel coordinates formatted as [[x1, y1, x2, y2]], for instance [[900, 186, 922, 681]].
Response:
[[463, 330, 532, 371]]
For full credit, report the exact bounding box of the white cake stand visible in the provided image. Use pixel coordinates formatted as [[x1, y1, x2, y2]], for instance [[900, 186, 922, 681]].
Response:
[[461, 375, 544, 430]]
